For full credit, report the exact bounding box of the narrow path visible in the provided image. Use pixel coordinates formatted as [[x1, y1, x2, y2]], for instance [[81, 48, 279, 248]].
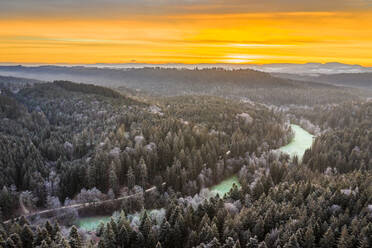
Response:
[[3, 184, 163, 224], [19, 194, 30, 215]]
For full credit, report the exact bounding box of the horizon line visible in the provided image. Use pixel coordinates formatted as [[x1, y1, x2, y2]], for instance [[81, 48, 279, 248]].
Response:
[[0, 61, 370, 67]]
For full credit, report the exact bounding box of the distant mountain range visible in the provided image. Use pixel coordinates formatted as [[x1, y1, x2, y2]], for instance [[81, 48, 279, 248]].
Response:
[[273, 72, 372, 89], [250, 62, 372, 75], [1, 62, 371, 75]]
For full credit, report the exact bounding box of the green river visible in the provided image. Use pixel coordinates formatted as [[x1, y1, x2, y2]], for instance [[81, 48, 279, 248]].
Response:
[[209, 124, 314, 196], [279, 124, 314, 160], [77, 216, 111, 232], [78, 124, 314, 230]]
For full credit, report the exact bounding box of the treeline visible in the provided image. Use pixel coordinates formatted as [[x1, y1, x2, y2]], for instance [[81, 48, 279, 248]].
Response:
[[53, 81, 123, 99]]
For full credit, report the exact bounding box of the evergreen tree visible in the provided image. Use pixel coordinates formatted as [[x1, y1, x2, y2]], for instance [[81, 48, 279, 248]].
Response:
[[118, 226, 128, 248], [247, 236, 259, 248], [139, 212, 152, 243], [40, 240, 49, 248], [258, 241, 268, 248], [303, 226, 315, 248], [159, 221, 171, 247], [68, 226, 82, 248], [127, 166, 135, 190], [359, 223, 372, 248], [9, 233, 22, 248], [208, 237, 221, 248], [45, 221, 54, 237], [233, 240, 241, 248], [284, 234, 300, 248], [53, 222, 61, 240], [6, 237, 16, 248], [34, 227, 44, 247], [320, 227, 335, 248], [103, 224, 116, 248], [20, 225, 34, 248], [139, 158, 148, 188], [109, 165, 120, 197], [337, 225, 352, 248]]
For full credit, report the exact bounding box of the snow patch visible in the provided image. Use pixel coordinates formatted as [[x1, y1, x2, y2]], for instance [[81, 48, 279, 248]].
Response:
[[237, 113, 253, 124]]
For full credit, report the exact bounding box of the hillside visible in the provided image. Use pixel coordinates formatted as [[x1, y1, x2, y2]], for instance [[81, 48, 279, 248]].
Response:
[[273, 72, 372, 90], [0, 80, 289, 220], [0, 66, 364, 106]]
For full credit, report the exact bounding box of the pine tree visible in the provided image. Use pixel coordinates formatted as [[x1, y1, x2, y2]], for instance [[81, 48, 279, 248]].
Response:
[[139, 212, 151, 240], [284, 234, 300, 248], [103, 224, 116, 248], [34, 227, 44, 247], [118, 226, 128, 247], [18, 216, 30, 226], [159, 220, 171, 247], [69, 226, 82, 248], [233, 240, 241, 248], [97, 240, 105, 248], [139, 157, 148, 188], [109, 164, 120, 197], [45, 221, 54, 237], [20, 225, 34, 248], [40, 240, 49, 248], [247, 236, 259, 248], [187, 230, 198, 248], [9, 233, 22, 248], [320, 227, 335, 248], [59, 237, 71, 248], [41, 227, 52, 245], [53, 222, 61, 239], [199, 224, 214, 244], [229, 183, 241, 201], [208, 237, 221, 248], [258, 241, 268, 248], [337, 225, 352, 248], [303, 226, 315, 248], [110, 217, 118, 237], [134, 232, 145, 248], [96, 222, 105, 237], [127, 166, 135, 190], [6, 237, 16, 248], [359, 223, 372, 248], [223, 237, 235, 248], [253, 217, 265, 240]]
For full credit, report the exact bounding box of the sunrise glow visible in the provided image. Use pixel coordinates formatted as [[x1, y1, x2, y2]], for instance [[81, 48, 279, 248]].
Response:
[[1, 1, 372, 65]]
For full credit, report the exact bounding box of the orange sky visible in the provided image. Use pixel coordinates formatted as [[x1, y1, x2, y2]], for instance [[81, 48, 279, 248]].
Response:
[[0, 2, 372, 65]]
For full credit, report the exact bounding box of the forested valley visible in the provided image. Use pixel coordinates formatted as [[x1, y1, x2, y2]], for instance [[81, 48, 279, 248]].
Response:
[[0, 72, 371, 248]]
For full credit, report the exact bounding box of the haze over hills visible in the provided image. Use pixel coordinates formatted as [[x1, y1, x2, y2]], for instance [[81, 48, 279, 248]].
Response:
[[2, 62, 371, 74], [274, 72, 372, 89], [0, 65, 365, 106], [2, 63, 372, 92], [250, 62, 372, 75]]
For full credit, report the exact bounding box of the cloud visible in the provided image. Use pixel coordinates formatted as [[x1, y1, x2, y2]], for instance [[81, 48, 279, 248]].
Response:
[[1, 0, 371, 19]]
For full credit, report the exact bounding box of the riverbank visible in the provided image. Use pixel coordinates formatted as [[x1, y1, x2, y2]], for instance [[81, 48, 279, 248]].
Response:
[[77, 124, 314, 230]]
